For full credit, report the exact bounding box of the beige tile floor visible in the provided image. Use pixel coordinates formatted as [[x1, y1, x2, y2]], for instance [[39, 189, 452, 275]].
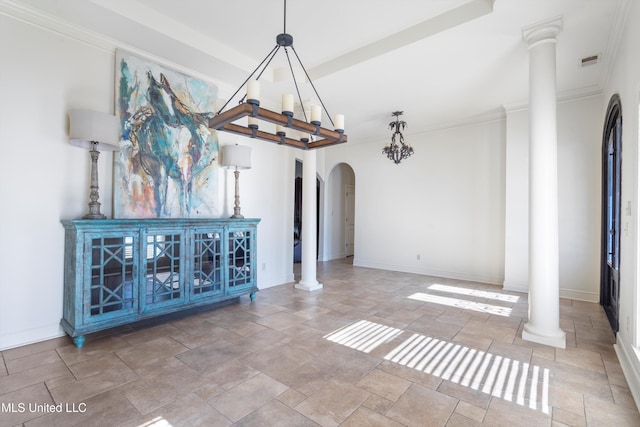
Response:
[[1, 258, 639, 426]]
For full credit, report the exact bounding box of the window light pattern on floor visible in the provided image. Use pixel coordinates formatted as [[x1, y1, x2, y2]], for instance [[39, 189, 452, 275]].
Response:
[[323, 320, 403, 353], [407, 292, 513, 317], [384, 332, 550, 414], [324, 320, 550, 415], [138, 416, 172, 426], [427, 284, 520, 303]]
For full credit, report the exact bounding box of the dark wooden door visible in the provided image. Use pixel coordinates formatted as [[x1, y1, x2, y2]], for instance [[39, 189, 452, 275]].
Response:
[[601, 95, 622, 333]]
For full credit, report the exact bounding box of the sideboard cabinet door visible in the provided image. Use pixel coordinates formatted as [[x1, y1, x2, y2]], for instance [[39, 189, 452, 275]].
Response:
[[140, 229, 186, 313], [84, 231, 139, 324], [227, 225, 257, 295], [190, 228, 225, 300]]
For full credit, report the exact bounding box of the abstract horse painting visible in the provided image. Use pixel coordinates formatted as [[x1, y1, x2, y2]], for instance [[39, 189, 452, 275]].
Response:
[[114, 51, 220, 218]]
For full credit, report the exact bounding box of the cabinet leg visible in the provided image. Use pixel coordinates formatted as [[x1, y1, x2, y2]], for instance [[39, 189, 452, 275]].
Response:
[[250, 292, 256, 302], [73, 335, 85, 348]]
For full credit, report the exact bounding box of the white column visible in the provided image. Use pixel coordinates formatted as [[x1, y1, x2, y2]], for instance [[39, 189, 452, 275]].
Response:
[[522, 17, 566, 348], [296, 149, 323, 291]]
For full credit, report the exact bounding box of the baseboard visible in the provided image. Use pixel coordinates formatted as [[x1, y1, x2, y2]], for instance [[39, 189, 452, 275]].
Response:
[[258, 273, 295, 289], [352, 258, 504, 285], [322, 251, 346, 262], [503, 280, 528, 293], [559, 288, 599, 303], [614, 335, 640, 411], [503, 281, 598, 302], [0, 324, 65, 351]]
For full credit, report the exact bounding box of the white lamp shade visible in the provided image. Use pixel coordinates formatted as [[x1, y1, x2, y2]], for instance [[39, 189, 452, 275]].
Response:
[[221, 144, 252, 169], [68, 109, 119, 151]]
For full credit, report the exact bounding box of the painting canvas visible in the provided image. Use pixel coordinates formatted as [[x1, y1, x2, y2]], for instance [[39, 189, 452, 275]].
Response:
[[114, 50, 220, 218]]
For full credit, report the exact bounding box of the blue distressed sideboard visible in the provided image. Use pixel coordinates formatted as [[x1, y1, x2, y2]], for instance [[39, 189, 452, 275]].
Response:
[[61, 218, 260, 348]]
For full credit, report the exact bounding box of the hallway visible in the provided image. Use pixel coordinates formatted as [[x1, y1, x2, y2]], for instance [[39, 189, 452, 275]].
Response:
[[1, 259, 638, 426]]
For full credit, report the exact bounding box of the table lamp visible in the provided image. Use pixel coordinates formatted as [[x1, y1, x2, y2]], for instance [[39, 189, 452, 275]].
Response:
[[221, 144, 252, 218], [68, 109, 119, 219]]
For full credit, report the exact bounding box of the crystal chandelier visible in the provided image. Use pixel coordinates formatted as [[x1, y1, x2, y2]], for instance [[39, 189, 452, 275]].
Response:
[[383, 111, 413, 164], [209, 0, 347, 150]]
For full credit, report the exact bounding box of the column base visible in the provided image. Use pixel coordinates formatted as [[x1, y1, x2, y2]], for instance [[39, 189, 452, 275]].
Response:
[[522, 323, 566, 349], [295, 281, 323, 292]]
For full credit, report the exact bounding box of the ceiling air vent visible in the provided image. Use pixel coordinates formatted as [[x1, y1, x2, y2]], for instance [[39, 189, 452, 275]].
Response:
[[581, 54, 599, 67]]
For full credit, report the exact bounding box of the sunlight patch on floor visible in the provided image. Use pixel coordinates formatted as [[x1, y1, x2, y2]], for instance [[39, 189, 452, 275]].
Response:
[[428, 284, 520, 303], [408, 292, 513, 317], [323, 320, 403, 353], [324, 320, 550, 415], [138, 417, 173, 426], [384, 333, 549, 414]]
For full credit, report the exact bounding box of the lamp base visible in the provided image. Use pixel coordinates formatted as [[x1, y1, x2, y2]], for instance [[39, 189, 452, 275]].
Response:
[[84, 191, 106, 219], [230, 169, 244, 219], [84, 213, 107, 219], [83, 145, 108, 219]]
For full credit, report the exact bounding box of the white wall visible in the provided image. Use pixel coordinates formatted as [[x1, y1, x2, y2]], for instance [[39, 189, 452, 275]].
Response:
[[503, 108, 530, 290], [229, 134, 297, 287], [0, 14, 296, 350], [503, 95, 603, 301], [325, 119, 507, 285], [557, 96, 603, 300], [0, 15, 115, 349], [603, 0, 640, 409]]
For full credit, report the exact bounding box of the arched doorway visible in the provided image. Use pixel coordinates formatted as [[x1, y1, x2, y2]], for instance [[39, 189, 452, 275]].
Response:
[[323, 163, 355, 260], [601, 94, 622, 333]]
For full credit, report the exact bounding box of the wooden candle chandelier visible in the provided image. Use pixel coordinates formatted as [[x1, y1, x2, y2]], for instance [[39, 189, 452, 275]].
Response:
[[209, 0, 347, 150]]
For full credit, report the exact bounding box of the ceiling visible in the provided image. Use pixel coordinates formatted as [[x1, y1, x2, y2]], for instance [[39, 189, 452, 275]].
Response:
[[4, 0, 625, 143]]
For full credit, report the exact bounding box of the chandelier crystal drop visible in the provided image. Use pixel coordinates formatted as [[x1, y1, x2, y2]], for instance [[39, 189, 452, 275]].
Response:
[[383, 111, 413, 164], [209, 0, 346, 150]]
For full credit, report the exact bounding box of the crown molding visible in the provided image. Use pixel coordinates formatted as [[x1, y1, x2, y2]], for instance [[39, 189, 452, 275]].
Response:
[[0, 0, 114, 52], [502, 86, 603, 113], [0, 0, 230, 89], [601, 0, 632, 94]]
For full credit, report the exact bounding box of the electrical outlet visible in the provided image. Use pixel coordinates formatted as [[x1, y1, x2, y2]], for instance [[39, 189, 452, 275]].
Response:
[[261, 263, 266, 271], [416, 254, 421, 261]]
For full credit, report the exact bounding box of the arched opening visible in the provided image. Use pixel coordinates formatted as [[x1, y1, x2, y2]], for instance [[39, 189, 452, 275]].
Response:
[[322, 163, 356, 261], [601, 94, 622, 334]]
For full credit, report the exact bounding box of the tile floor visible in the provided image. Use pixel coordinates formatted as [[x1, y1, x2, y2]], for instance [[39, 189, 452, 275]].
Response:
[[1, 258, 639, 426]]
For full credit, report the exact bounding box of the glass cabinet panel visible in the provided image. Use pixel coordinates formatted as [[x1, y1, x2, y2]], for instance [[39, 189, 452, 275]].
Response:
[[88, 235, 136, 318], [193, 231, 224, 296], [143, 232, 184, 309], [228, 229, 252, 290]]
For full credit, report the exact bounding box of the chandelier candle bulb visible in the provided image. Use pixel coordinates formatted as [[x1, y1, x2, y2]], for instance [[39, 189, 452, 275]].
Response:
[[310, 105, 322, 124], [334, 114, 345, 131], [282, 93, 294, 115], [247, 80, 260, 104], [299, 131, 310, 142], [276, 125, 287, 135], [248, 117, 259, 129]]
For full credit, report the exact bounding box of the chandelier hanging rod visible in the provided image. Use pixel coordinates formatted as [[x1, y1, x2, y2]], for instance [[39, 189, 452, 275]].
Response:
[[214, 45, 279, 116], [209, 0, 346, 150]]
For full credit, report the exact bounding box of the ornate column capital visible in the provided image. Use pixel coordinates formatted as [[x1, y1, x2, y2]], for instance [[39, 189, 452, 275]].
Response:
[[522, 16, 562, 47]]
